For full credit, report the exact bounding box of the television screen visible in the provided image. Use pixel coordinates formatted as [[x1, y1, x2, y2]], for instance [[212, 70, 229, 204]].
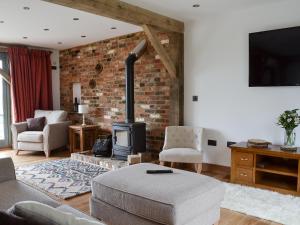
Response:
[[249, 26, 300, 87]]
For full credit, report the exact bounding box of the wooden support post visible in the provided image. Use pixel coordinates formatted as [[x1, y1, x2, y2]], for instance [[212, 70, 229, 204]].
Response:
[[143, 25, 184, 125]]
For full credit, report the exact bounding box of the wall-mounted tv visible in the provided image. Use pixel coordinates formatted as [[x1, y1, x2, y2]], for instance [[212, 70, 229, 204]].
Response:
[[249, 26, 300, 87]]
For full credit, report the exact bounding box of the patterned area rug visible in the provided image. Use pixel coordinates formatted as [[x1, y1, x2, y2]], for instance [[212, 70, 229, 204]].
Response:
[[16, 159, 108, 199]]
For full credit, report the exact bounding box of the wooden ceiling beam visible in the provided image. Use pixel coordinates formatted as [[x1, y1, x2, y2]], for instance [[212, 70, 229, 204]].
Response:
[[143, 25, 177, 78], [41, 0, 184, 33]]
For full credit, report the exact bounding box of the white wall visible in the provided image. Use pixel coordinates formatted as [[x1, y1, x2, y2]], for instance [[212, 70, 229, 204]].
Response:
[[184, 0, 300, 166], [50, 49, 60, 110]]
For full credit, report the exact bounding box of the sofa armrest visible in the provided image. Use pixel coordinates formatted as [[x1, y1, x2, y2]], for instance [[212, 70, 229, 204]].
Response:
[[43, 121, 72, 153], [11, 122, 28, 150], [0, 157, 16, 182]]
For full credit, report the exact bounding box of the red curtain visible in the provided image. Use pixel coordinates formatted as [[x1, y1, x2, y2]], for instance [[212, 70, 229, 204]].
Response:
[[30, 50, 53, 110], [8, 47, 53, 122]]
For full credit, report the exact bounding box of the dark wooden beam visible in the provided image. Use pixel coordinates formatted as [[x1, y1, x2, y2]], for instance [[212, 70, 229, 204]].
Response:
[[41, 0, 184, 33], [143, 25, 177, 79]]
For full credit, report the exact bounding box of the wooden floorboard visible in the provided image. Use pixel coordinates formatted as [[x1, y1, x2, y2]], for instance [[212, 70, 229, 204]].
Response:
[[0, 149, 281, 225]]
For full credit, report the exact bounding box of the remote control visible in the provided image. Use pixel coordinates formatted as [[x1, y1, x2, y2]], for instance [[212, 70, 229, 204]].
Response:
[[146, 169, 173, 174]]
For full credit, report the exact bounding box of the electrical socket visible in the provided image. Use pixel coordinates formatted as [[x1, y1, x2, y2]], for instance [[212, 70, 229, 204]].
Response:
[[208, 139, 217, 146], [227, 141, 236, 147]]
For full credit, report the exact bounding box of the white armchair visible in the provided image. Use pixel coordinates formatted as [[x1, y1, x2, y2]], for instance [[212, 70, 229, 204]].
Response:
[[159, 126, 203, 173], [11, 110, 71, 157]]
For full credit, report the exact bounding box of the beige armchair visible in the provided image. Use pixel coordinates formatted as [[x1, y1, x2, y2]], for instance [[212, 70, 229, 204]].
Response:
[[11, 110, 71, 157], [159, 126, 203, 173]]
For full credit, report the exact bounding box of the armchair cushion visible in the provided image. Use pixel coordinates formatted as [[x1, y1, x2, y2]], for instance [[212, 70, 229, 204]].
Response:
[[34, 110, 67, 124], [26, 117, 45, 131], [163, 126, 203, 151], [159, 148, 202, 164], [17, 131, 43, 143]]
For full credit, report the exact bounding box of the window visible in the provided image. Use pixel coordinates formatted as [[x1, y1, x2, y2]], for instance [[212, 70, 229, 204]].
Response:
[[0, 52, 11, 147], [0, 59, 4, 140]]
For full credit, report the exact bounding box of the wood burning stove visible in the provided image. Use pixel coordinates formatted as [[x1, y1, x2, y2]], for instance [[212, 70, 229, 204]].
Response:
[[112, 122, 146, 160], [112, 40, 148, 160]]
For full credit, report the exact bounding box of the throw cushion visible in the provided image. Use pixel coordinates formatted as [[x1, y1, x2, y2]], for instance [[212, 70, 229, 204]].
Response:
[[9, 201, 105, 225], [26, 117, 45, 131], [0, 210, 32, 225]]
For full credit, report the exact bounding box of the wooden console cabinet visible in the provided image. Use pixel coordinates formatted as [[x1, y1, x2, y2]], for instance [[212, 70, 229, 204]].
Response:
[[230, 142, 300, 196]]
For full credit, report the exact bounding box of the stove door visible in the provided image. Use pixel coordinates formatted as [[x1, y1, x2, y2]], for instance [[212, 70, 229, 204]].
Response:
[[113, 127, 131, 148]]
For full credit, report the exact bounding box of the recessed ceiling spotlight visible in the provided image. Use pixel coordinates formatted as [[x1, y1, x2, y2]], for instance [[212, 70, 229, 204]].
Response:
[[73, 18, 79, 21], [44, 28, 50, 31], [23, 36, 28, 39], [81, 35, 86, 38], [23, 6, 30, 10], [111, 27, 117, 30], [192, 4, 200, 8], [57, 42, 62, 44], [0, 21, 4, 24]]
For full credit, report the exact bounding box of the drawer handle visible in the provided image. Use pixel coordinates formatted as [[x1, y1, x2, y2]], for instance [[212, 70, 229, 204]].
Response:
[[240, 173, 248, 177], [240, 157, 249, 161]]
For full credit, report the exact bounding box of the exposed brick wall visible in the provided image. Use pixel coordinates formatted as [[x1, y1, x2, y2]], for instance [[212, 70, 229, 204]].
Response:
[[60, 31, 174, 153]]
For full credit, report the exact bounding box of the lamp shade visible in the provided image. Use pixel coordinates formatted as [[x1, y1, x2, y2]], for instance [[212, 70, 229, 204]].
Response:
[[78, 104, 89, 114]]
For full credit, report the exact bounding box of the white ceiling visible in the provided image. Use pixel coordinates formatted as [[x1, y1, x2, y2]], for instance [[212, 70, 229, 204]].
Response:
[[0, 0, 142, 50], [0, 0, 289, 50], [122, 0, 286, 21]]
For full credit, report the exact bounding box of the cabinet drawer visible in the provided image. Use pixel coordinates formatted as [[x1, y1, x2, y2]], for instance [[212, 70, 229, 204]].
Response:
[[236, 168, 253, 183], [235, 152, 253, 167]]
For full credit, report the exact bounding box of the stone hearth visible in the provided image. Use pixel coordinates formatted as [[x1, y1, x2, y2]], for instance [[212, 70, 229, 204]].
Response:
[[71, 151, 128, 170]]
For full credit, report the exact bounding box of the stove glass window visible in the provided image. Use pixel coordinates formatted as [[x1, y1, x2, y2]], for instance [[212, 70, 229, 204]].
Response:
[[115, 130, 129, 147]]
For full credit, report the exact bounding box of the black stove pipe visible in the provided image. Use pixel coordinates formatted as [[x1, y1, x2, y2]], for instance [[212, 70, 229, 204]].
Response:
[[125, 40, 147, 123]]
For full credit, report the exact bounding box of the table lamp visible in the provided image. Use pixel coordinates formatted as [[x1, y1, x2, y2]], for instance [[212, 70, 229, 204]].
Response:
[[78, 104, 89, 126]]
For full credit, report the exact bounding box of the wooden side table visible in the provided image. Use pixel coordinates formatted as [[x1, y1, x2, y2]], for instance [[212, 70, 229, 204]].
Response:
[[69, 125, 99, 153]]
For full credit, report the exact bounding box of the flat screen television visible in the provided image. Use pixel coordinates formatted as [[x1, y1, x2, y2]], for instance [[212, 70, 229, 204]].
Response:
[[249, 26, 300, 87]]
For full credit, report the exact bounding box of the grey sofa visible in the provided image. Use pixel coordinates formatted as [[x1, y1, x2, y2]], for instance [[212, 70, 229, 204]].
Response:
[[11, 110, 71, 157], [0, 157, 98, 221]]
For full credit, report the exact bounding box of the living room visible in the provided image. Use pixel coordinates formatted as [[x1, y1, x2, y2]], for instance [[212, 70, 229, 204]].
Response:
[[1, 0, 300, 225]]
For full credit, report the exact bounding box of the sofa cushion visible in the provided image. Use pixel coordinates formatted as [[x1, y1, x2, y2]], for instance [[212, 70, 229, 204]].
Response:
[[0, 211, 33, 225], [10, 201, 105, 225], [18, 131, 43, 143], [26, 117, 45, 131], [34, 110, 67, 124], [0, 180, 59, 210], [56, 205, 98, 221], [92, 163, 225, 225], [159, 148, 202, 163]]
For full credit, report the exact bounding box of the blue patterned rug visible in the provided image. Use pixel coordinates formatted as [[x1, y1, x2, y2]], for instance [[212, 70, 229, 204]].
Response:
[[16, 159, 108, 199]]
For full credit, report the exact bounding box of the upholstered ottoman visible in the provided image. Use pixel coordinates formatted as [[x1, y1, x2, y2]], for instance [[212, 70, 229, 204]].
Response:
[[90, 163, 224, 225]]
